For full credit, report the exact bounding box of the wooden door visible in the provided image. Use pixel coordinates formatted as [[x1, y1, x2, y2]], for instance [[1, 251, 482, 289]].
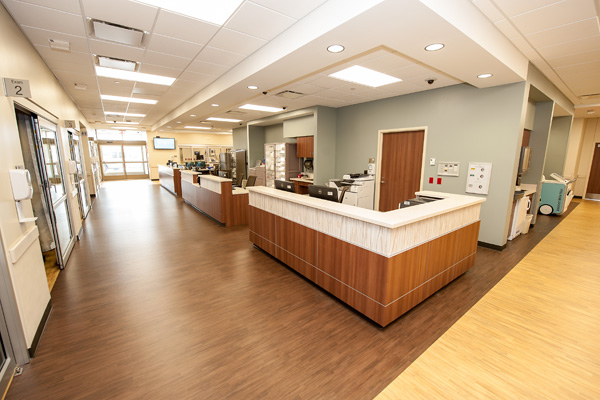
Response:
[[586, 142, 600, 200], [378, 130, 425, 211]]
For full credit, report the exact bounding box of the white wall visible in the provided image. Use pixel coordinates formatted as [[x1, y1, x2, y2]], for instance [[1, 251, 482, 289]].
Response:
[[0, 4, 89, 354]]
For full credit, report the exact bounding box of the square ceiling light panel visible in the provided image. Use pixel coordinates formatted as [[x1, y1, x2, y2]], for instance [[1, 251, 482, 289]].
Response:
[[135, 0, 244, 25], [329, 65, 402, 88], [92, 20, 144, 46]]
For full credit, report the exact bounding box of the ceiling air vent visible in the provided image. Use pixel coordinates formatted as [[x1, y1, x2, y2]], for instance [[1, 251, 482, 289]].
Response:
[[275, 90, 305, 99], [96, 55, 138, 72], [92, 19, 144, 47], [225, 110, 246, 116], [579, 93, 600, 100], [48, 39, 70, 52]]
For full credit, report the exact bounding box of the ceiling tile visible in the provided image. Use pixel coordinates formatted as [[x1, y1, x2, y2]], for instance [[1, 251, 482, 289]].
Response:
[[20, 26, 88, 53], [508, 36, 536, 55], [282, 82, 328, 95], [391, 63, 438, 80], [3, 0, 85, 36], [555, 61, 600, 95], [132, 82, 171, 96], [508, 0, 597, 36], [81, 0, 157, 31], [89, 39, 146, 62], [177, 70, 216, 85], [225, 2, 296, 41], [187, 60, 230, 76], [537, 34, 600, 59], [147, 34, 203, 59], [142, 50, 192, 70], [34, 46, 95, 73], [472, 0, 505, 22], [305, 74, 348, 90], [494, 19, 521, 39], [493, 0, 567, 18], [137, 64, 182, 78], [361, 52, 414, 74], [525, 17, 600, 49], [547, 49, 600, 68], [15, 0, 81, 14], [195, 46, 246, 68], [153, 10, 219, 44], [53, 70, 98, 88], [207, 28, 267, 56], [248, 0, 327, 19]]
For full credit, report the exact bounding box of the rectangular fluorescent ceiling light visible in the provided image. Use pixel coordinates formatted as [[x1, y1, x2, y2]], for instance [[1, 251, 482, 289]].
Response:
[[134, 0, 244, 25], [105, 121, 140, 125], [185, 126, 211, 129], [240, 104, 284, 112], [93, 20, 144, 46], [207, 117, 242, 122], [95, 66, 175, 86], [101, 94, 157, 104], [104, 112, 146, 117], [98, 56, 137, 72], [329, 65, 401, 88]]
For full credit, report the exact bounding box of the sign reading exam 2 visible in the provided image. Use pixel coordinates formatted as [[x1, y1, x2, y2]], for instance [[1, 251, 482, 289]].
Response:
[[3, 77, 32, 98]]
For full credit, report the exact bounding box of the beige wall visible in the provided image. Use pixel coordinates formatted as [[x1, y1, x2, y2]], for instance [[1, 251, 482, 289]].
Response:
[[147, 131, 233, 179], [0, 4, 92, 352], [573, 118, 600, 197]]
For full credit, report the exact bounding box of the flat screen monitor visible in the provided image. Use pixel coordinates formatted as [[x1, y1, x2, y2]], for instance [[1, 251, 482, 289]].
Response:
[[153, 137, 175, 150], [308, 185, 338, 202], [275, 179, 296, 193]]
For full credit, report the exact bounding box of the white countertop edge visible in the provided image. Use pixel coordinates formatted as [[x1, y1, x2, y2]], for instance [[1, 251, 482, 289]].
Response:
[[186, 181, 247, 195], [180, 170, 201, 175], [247, 187, 485, 229], [290, 178, 314, 183], [199, 174, 232, 183]]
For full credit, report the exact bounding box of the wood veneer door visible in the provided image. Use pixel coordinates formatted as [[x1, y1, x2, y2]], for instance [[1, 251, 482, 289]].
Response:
[[378, 130, 425, 211], [586, 143, 600, 200]]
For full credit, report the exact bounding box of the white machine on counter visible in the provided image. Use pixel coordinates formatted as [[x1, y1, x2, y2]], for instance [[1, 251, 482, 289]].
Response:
[[329, 174, 375, 210]]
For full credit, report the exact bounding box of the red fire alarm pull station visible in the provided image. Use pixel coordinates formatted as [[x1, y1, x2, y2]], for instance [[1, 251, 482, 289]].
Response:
[[437, 178, 442, 184]]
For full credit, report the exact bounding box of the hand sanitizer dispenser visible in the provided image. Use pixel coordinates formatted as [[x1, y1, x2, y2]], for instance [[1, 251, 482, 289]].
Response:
[[9, 169, 37, 223]]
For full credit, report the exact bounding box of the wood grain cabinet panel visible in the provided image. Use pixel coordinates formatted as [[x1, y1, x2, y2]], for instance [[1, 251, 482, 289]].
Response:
[[385, 243, 429, 303], [427, 230, 459, 280], [455, 221, 480, 263], [249, 206, 276, 243], [276, 217, 317, 265], [297, 136, 314, 158]]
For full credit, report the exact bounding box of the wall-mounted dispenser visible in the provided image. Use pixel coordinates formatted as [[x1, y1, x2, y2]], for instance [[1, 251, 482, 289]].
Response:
[[9, 168, 38, 223], [67, 159, 77, 174]]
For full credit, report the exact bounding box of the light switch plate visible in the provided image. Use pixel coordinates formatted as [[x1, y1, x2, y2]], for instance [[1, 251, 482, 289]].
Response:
[[429, 157, 435, 166], [437, 162, 460, 176]]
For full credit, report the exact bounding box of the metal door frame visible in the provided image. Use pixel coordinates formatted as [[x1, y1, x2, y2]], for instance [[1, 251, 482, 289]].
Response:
[[67, 130, 91, 218], [98, 141, 149, 180]]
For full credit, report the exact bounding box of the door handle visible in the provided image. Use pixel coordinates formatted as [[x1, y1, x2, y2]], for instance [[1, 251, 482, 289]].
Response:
[[381, 179, 385, 184]]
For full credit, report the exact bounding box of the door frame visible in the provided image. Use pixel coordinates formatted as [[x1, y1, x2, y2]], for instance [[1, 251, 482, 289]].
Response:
[[98, 141, 149, 180], [584, 141, 600, 200], [374, 126, 428, 211]]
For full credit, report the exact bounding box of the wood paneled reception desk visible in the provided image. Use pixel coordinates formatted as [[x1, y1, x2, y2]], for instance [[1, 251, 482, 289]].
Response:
[[181, 171, 248, 227], [158, 164, 181, 197], [247, 187, 485, 327]]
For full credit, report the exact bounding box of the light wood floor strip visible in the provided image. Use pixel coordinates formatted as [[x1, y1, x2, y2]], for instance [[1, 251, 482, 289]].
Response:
[[375, 200, 600, 399]]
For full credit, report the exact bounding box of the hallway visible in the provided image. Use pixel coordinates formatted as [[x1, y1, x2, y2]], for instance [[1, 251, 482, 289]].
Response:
[[6, 181, 577, 399]]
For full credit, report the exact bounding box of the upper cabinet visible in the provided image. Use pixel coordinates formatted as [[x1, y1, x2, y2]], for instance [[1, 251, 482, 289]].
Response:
[[297, 136, 314, 158]]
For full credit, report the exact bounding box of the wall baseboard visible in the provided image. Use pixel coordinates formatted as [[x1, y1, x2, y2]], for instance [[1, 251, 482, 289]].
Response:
[[478, 241, 506, 251], [28, 300, 52, 358]]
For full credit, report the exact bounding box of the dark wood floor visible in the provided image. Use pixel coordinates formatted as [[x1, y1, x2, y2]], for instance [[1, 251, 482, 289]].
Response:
[[6, 181, 578, 400]]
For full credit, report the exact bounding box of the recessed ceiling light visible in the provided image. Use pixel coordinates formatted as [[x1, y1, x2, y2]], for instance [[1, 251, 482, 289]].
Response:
[[101, 94, 157, 104], [104, 111, 146, 117], [190, 114, 196, 117], [207, 117, 242, 122], [425, 43, 445, 51], [95, 66, 175, 86], [176, 121, 182, 124], [587, 109, 596, 115], [166, 126, 171, 128], [211, 104, 219, 107], [134, 0, 244, 25], [114, 81, 120, 84], [247, 85, 259, 90], [329, 65, 401, 88], [239, 104, 284, 112], [327, 44, 345, 53], [477, 73, 493, 79], [185, 126, 211, 129]]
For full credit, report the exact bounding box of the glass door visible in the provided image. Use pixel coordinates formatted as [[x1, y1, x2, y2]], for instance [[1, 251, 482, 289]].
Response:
[[0, 303, 16, 396], [99, 142, 148, 180], [68, 131, 91, 218]]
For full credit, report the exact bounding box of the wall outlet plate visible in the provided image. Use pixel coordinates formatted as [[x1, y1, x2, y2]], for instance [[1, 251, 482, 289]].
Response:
[[429, 157, 435, 166]]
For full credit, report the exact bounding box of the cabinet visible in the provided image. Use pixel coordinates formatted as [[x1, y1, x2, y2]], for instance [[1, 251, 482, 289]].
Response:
[[264, 143, 301, 187], [296, 136, 314, 158], [248, 165, 266, 186]]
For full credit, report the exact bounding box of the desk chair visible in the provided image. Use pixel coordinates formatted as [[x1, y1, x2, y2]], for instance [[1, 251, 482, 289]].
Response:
[[246, 175, 257, 187]]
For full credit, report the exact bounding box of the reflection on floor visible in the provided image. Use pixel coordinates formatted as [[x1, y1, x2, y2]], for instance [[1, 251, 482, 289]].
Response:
[[42, 250, 60, 292]]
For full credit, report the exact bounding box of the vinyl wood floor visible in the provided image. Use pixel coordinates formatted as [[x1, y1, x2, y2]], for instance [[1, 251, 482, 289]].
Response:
[[43, 250, 60, 292], [5, 181, 580, 400], [376, 199, 599, 399]]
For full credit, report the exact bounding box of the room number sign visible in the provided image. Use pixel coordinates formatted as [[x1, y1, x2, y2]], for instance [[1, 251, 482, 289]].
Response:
[[3, 77, 32, 98]]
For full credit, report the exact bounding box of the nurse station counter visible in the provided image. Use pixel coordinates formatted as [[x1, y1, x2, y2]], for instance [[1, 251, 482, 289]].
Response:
[[248, 187, 485, 327]]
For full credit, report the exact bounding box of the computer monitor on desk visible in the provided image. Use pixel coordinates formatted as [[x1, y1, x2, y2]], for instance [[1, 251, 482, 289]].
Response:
[[308, 185, 338, 202], [275, 180, 295, 193]]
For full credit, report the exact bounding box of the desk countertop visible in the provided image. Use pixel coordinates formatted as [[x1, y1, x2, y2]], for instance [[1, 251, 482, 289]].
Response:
[[290, 178, 313, 184]]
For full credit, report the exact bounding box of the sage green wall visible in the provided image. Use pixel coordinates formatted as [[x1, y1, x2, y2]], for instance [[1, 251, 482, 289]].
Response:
[[248, 125, 265, 167], [335, 83, 527, 247], [232, 127, 247, 150], [521, 102, 554, 185], [264, 124, 296, 144], [314, 106, 337, 185], [543, 116, 572, 177]]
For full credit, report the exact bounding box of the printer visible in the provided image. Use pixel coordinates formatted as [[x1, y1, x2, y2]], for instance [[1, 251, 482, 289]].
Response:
[[329, 174, 375, 210]]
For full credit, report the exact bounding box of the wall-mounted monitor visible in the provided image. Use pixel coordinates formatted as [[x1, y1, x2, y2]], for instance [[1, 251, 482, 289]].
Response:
[[275, 180, 296, 193], [308, 185, 338, 202], [153, 137, 175, 150]]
